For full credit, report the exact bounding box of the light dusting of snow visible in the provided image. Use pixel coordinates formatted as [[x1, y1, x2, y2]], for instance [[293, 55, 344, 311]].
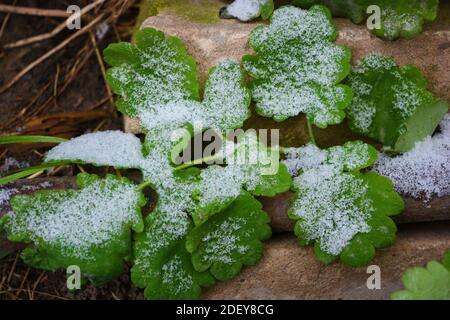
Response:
[[224, 0, 270, 21], [1, 157, 29, 173], [243, 6, 350, 125], [373, 114, 450, 201], [0, 182, 53, 207], [5, 177, 142, 259], [161, 255, 194, 294], [0, 188, 18, 207], [201, 217, 248, 264], [348, 54, 433, 136], [286, 142, 376, 255], [292, 164, 372, 255]]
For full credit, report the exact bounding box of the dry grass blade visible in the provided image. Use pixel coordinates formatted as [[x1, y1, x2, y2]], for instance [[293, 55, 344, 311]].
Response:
[[2, 0, 106, 49], [0, 13, 105, 94], [0, 4, 72, 18]]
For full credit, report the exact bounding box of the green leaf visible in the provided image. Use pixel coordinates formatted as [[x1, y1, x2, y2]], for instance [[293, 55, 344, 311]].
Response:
[[0, 135, 67, 145], [186, 191, 271, 281], [288, 141, 404, 266], [242, 5, 352, 126], [391, 251, 450, 300], [131, 208, 214, 300], [192, 131, 291, 225], [104, 28, 250, 136], [292, 0, 439, 40], [443, 250, 450, 270], [0, 173, 145, 285], [104, 27, 199, 118], [0, 163, 67, 185], [326, 140, 378, 171], [220, 0, 274, 21], [347, 54, 448, 153]]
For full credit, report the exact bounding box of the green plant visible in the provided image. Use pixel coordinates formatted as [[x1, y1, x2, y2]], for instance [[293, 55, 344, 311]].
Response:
[[0, 27, 290, 299], [284, 141, 404, 266], [242, 5, 352, 127], [292, 0, 440, 40], [346, 54, 448, 153], [1, 5, 447, 300], [220, 0, 274, 21], [391, 250, 450, 300]]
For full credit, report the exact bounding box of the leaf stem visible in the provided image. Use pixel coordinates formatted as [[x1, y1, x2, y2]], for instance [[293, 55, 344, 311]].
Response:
[[306, 118, 317, 146], [0, 135, 67, 145], [137, 180, 153, 191], [174, 154, 223, 171]]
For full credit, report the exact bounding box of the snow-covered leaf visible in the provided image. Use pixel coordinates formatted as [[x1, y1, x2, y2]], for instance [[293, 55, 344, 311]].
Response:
[[186, 191, 271, 280], [105, 28, 250, 138], [292, 0, 439, 40], [347, 54, 448, 153], [45, 131, 145, 169], [131, 207, 214, 300], [220, 0, 274, 21], [242, 5, 352, 126], [373, 114, 450, 201], [287, 141, 404, 266], [0, 173, 145, 285]]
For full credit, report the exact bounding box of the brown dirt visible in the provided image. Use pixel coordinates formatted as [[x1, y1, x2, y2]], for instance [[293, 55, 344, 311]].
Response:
[[0, 0, 141, 300]]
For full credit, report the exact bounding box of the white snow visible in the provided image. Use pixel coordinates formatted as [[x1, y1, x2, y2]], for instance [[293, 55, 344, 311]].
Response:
[[373, 114, 450, 201], [45, 130, 145, 168], [225, 0, 269, 21]]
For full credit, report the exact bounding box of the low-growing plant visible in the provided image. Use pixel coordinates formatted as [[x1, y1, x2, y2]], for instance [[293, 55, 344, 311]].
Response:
[[0, 5, 447, 300], [391, 250, 450, 300]]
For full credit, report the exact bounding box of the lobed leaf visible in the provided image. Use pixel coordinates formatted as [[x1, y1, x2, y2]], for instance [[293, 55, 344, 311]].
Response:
[[287, 141, 404, 266], [391, 250, 450, 300], [242, 5, 352, 126], [186, 191, 271, 280], [1, 173, 145, 285], [292, 0, 440, 40], [347, 54, 448, 153]]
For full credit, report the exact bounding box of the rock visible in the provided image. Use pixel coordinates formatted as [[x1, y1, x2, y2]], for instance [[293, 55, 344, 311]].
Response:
[[124, 9, 450, 134], [202, 222, 450, 299], [1, 177, 449, 235]]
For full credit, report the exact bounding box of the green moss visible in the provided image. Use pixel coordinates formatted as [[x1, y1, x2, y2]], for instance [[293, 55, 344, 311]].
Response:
[[132, 0, 223, 41]]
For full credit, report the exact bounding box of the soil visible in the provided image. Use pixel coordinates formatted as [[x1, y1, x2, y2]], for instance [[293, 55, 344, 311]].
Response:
[[0, 0, 141, 300]]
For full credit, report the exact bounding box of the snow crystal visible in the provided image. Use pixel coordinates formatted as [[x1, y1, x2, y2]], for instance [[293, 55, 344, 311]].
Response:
[[373, 115, 450, 201], [45, 131, 145, 168]]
